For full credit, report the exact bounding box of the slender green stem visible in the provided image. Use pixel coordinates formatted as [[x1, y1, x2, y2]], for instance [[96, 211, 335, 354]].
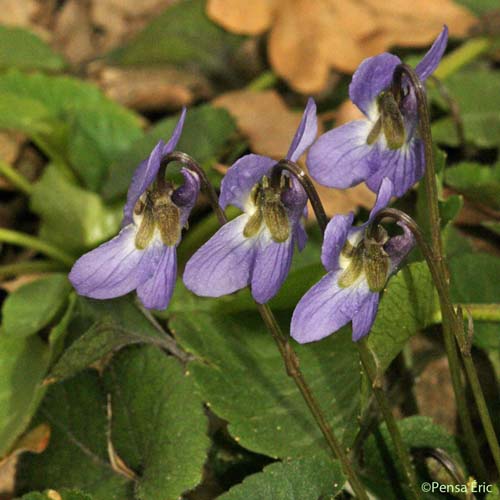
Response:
[[257, 303, 369, 500], [187, 156, 370, 499], [358, 340, 421, 500], [392, 63, 494, 480], [431, 304, 500, 324], [0, 228, 74, 266], [434, 37, 492, 80], [0, 260, 65, 278], [0, 161, 33, 195], [247, 70, 279, 91]]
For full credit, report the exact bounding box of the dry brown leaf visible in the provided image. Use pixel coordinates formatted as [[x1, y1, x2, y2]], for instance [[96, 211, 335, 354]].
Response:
[[206, 0, 274, 35], [213, 89, 375, 217], [0, 423, 51, 494], [0, 273, 47, 293], [207, 0, 477, 93], [90, 64, 212, 111], [53, 0, 96, 64]]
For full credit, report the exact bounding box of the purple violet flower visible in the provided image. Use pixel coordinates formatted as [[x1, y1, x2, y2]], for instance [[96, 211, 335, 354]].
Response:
[[183, 98, 317, 304], [291, 177, 414, 343], [69, 109, 200, 310], [307, 26, 448, 198]]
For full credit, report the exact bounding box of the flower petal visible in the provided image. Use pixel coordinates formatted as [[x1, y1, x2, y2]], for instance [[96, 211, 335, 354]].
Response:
[[321, 213, 354, 272], [69, 225, 158, 299], [415, 26, 448, 82], [137, 246, 177, 310], [307, 120, 378, 189], [386, 221, 415, 273], [366, 139, 424, 197], [183, 214, 257, 297], [286, 97, 318, 162], [172, 167, 201, 227], [295, 223, 307, 252], [219, 154, 276, 210], [349, 53, 401, 117], [351, 292, 379, 341], [368, 176, 394, 221], [123, 108, 186, 225], [251, 231, 294, 304], [291, 270, 370, 344]]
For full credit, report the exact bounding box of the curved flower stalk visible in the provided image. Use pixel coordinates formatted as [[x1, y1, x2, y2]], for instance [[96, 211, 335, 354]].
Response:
[[291, 177, 414, 343], [307, 26, 448, 197], [69, 109, 200, 310], [183, 98, 317, 304]]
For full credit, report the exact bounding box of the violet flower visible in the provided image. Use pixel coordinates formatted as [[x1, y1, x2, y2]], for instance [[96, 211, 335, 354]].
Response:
[[307, 27, 448, 197], [291, 178, 414, 343], [69, 109, 200, 310], [183, 98, 317, 304]]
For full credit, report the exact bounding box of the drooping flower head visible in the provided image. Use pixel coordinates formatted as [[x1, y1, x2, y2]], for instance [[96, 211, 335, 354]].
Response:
[[183, 98, 317, 304], [69, 109, 200, 310], [307, 27, 448, 198], [291, 178, 414, 343]]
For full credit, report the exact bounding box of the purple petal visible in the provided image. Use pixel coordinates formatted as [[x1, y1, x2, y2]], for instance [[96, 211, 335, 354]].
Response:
[[386, 221, 415, 273], [219, 154, 276, 210], [366, 139, 424, 197], [122, 108, 187, 226], [172, 168, 201, 227], [251, 232, 294, 304], [368, 177, 393, 221], [286, 98, 318, 162], [183, 214, 257, 297], [352, 293, 379, 341], [291, 270, 371, 344], [295, 223, 307, 252], [69, 225, 160, 299], [137, 246, 177, 310], [164, 107, 187, 155], [307, 120, 378, 189], [321, 213, 354, 272], [415, 26, 448, 82], [349, 53, 401, 118]]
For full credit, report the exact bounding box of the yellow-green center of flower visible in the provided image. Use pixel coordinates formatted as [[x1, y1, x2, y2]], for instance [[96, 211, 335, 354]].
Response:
[[133, 189, 181, 249], [243, 175, 290, 243], [366, 91, 406, 150], [338, 226, 390, 292]]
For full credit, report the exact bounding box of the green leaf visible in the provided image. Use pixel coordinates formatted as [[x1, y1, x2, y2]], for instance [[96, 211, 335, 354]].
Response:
[[449, 253, 500, 354], [67, 105, 143, 190], [17, 371, 133, 499], [21, 490, 93, 500], [0, 26, 66, 71], [46, 300, 171, 383], [362, 416, 464, 499], [104, 345, 209, 500], [0, 335, 50, 457], [218, 455, 345, 500], [102, 104, 236, 200], [0, 70, 142, 190], [30, 165, 122, 253], [482, 221, 500, 236], [2, 274, 71, 338], [171, 311, 361, 458], [431, 68, 500, 148], [445, 162, 500, 210], [455, 0, 498, 14], [367, 262, 439, 373], [107, 0, 242, 75]]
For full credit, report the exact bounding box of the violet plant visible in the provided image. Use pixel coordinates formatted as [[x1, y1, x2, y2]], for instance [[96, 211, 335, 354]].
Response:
[[1, 15, 500, 500]]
